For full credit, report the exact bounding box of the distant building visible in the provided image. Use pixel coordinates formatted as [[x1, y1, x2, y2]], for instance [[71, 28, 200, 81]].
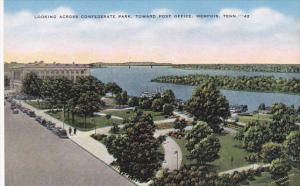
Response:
[[229, 104, 248, 113], [10, 62, 91, 92]]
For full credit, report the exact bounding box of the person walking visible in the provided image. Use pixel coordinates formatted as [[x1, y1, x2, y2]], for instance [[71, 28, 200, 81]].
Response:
[[69, 127, 72, 136], [74, 127, 77, 135]]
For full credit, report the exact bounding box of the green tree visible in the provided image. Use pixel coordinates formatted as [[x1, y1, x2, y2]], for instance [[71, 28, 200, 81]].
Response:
[[162, 103, 174, 115], [128, 96, 139, 107], [186, 122, 213, 151], [186, 82, 230, 133], [174, 118, 187, 132], [139, 97, 152, 109], [188, 135, 221, 164], [71, 76, 105, 124], [22, 72, 42, 97], [258, 103, 266, 110], [115, 91, 128, 105], [269, 158, 291, 185], [104, 114, 165, 182], [151, 98, 164, 112], [284, 131, 300, 162], [150, 165, 218, 186], [243, 121, 271, 152], [105, 82, 122, 96], [162, 89, 175, 104], [261, 142, 284, 163], [76, 91, 102, 128]]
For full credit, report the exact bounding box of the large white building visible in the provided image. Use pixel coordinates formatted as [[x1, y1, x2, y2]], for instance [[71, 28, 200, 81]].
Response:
[[10, 62, 91, 91]]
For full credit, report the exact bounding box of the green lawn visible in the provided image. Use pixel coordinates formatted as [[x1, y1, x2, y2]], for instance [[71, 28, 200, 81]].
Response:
[[25, 100, 51, 109], [46, 111, 122, 131], [173, 134, 250, 172], [212, 135, 250, 172], [244, 167, 300, 186], [103, 109, 166, 121], [239, 114, 272, 124]]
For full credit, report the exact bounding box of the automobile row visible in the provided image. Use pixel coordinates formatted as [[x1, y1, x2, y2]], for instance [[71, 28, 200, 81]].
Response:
[[6, 97, 68, 139]]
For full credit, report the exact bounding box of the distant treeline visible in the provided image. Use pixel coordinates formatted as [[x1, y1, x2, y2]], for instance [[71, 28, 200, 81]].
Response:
[[174, 64, 300, 73], [152, 75, 300, 94]]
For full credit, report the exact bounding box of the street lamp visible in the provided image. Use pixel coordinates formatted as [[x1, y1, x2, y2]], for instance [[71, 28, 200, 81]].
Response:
[[92, 119, 96, 134], [174, 150, 178, 170], [62, 111, 65, 129]]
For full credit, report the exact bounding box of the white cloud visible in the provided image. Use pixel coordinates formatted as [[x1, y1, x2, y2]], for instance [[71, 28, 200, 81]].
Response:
[[4, 6, 300, 63]]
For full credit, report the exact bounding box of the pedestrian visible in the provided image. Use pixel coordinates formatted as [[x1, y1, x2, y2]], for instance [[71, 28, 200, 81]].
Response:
[[74, 127, 77, 135], [69, 127, 72, 136]]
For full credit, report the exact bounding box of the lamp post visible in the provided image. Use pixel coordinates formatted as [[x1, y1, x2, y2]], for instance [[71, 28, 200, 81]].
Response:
[[174, 150, 178, 170], [92, 119, 96, 134], [62, 111, 65, 129]]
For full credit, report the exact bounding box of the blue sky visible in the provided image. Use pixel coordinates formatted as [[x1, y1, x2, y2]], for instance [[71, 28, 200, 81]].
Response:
[[5, 0, 300, 18], [4, 0, 300, 64]]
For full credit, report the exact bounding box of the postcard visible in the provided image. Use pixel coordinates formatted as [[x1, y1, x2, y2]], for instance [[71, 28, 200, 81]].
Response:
[[2, 0, 300, 186]]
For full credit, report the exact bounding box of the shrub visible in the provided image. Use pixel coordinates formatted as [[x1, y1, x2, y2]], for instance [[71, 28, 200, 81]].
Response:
[[105, 114, 112, 119], [91, 134, 107, 141], [245, 153, 260, 163], [261, 142, 283, 163]]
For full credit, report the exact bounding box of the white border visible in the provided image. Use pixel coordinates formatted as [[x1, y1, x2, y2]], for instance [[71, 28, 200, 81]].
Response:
[[0, 0, 4, 185]]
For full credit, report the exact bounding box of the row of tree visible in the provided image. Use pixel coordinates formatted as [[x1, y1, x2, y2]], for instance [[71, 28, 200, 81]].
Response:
[[152, 74, 300, 94], [234, 103, 300, 185], [22, 72, 123, 127], [174, 64, 300, 73]]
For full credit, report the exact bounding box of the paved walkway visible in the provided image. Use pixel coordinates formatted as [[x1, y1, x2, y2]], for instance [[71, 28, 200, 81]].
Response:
[[154, 118, 176, 124], [219, 163, 269, 175], [173, 111, 194, 122]]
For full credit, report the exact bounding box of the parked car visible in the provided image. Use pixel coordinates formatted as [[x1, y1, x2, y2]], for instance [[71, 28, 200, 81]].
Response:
[[12, 109, 19, 114], [35, 116, 43, 123], [46, 121, 56, 129], [28, 111, 36, 117], [22, 108, 29, 114], [41, 119, 47, 126], [57, 128, 68, 139]]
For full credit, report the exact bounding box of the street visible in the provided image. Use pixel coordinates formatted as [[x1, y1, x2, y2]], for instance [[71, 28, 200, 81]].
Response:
[[5, 101, 134, 186]]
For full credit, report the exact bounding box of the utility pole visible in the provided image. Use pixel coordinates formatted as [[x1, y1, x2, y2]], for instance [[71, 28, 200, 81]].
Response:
[[174, 150, 178, 170]]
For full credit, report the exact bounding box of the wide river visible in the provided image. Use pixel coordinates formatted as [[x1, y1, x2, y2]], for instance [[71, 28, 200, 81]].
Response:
[[91, 66, 300, 112]]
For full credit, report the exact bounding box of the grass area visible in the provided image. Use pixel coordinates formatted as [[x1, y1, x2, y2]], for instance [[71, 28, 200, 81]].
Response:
[[244, 167, 300, 186], [239, 114, 272, 124], [103, 109, 167, 121], [173, 134, 250, 172], [212, 135, 250, 172], [46, 111, 122, 131], [25, 100, 51, 109]]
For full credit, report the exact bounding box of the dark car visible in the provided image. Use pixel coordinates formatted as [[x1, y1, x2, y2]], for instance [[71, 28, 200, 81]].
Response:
[[35, 116, 43, 123], [57, 128, 68, 139], [41, 119, 47, 126], [53, 127, 68, 138], [28, 111, 36, 117], [46, 121, 56, 129]]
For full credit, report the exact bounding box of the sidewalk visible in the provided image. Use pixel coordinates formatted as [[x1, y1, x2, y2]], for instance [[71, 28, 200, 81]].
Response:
[[219, 163, 269, 175]]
